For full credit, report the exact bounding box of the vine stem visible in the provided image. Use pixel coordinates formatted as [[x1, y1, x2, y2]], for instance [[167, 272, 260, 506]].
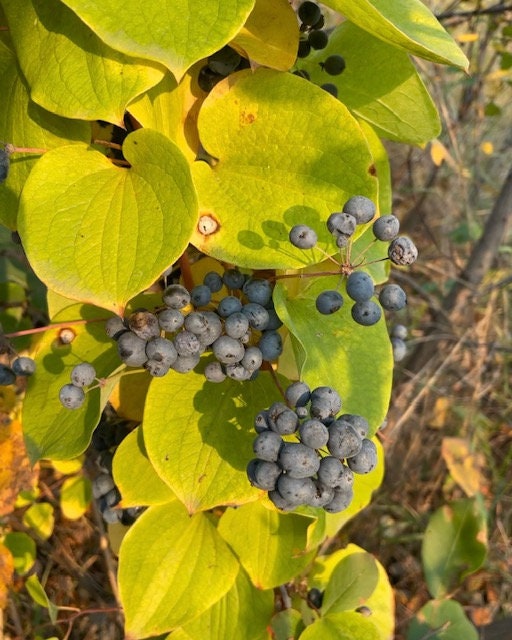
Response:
[[3, 317, 109, 339]]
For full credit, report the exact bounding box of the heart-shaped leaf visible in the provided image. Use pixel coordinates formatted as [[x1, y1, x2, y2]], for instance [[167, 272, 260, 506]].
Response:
[[18, 129, 198, 315], [191, 68, 378, 269]]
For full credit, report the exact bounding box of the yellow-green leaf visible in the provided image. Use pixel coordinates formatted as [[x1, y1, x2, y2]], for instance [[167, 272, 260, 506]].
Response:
[[18, 129, 198, 315], [232, 0, 299, 70], [22, 502, 54, 540], [298, 22, 441, 145], [2, 0, 165, 124], [118, 502, 239, 638], [191, 68, 377, 269], [58, 0, 256, 81], [0, 38, 89, 229], [323, 0, 468, 70], [60, 475, 92, 519], [113, 428, 176, 507]]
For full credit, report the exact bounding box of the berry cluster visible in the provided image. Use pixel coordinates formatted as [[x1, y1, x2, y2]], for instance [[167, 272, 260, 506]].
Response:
[[59, 362, 97, 409], [289, 195, 417, 327], [293, 2, 346, 97], [197, 45, 250, 93], [0, 339, 36, 387], [90, 411, 145, 525], [247, 381, 377, 512], [390, 323, 408, 363], [57, 267, 285, 409]]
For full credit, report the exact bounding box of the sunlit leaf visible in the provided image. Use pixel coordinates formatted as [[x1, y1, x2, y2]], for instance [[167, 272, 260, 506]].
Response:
[[323, 0, 468, 70], [18, 129, 198, 314], [191, 68, 377, 269], [218, 501, 316, 589], [119, 501, 239, 637], [143, 367, 283, 512], [2, 0, 165, 124], [0, 39, 89, 229], [58, 0, 255, 81]]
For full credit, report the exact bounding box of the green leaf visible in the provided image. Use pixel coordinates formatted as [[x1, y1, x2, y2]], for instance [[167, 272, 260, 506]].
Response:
[[0, 38, 90, 229], [22, 502, 54, 540], [21, 304, 120, 463], [232, 0, 299, 71], [406, 599, 478, 640], [2, 532, 36, 574], [143, 367, 283, 513], [60, 475, 92, 520], [274, 270, 393, 433], [180, 568, 274, 640], [25, 574, 59, 623], [118, 501, 239, 638], [323, 552, 379, 613], [311, 544, 394, 640], [299, 22, 441, 145], [422, 498, 488, 598], [113, 427, 177, 507], [323, 0, 468, 70], [2, 0, 165, 124], [191, 68, 378, 269], [128, 68, 201, 163], [271, 609, 304, 640], [218, 501, 316, 589], [58, 0, 256, 81], [299, 611, 381, 640], [358, 121, 392, 214], [18, 129, 198, 314]]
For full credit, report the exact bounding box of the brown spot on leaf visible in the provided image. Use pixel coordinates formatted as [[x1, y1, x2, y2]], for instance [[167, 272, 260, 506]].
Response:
[[240, 111, 256, 125], [198, 214, 220, 236], [368, 164, 377, 176]]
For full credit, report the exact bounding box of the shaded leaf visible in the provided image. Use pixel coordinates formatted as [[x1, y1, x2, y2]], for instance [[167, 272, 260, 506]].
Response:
[[311, 544, 394, 640], [21, 304, 120, 463], [274, 270, 392, 433], [323, 552, 379, 614], [407, 599, 478, 640], [118, 501, 239, 638], [299, 22, 441, 144], [3, 531, 37, 574], [191, 68, 377, 269], [271, 609, 304, 640], [0, 39, 89, 229], [422, 498, 488, 598], [25, 574, 59, 623], [18, 129, 198, 314], [299, 611, 381, 640]]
